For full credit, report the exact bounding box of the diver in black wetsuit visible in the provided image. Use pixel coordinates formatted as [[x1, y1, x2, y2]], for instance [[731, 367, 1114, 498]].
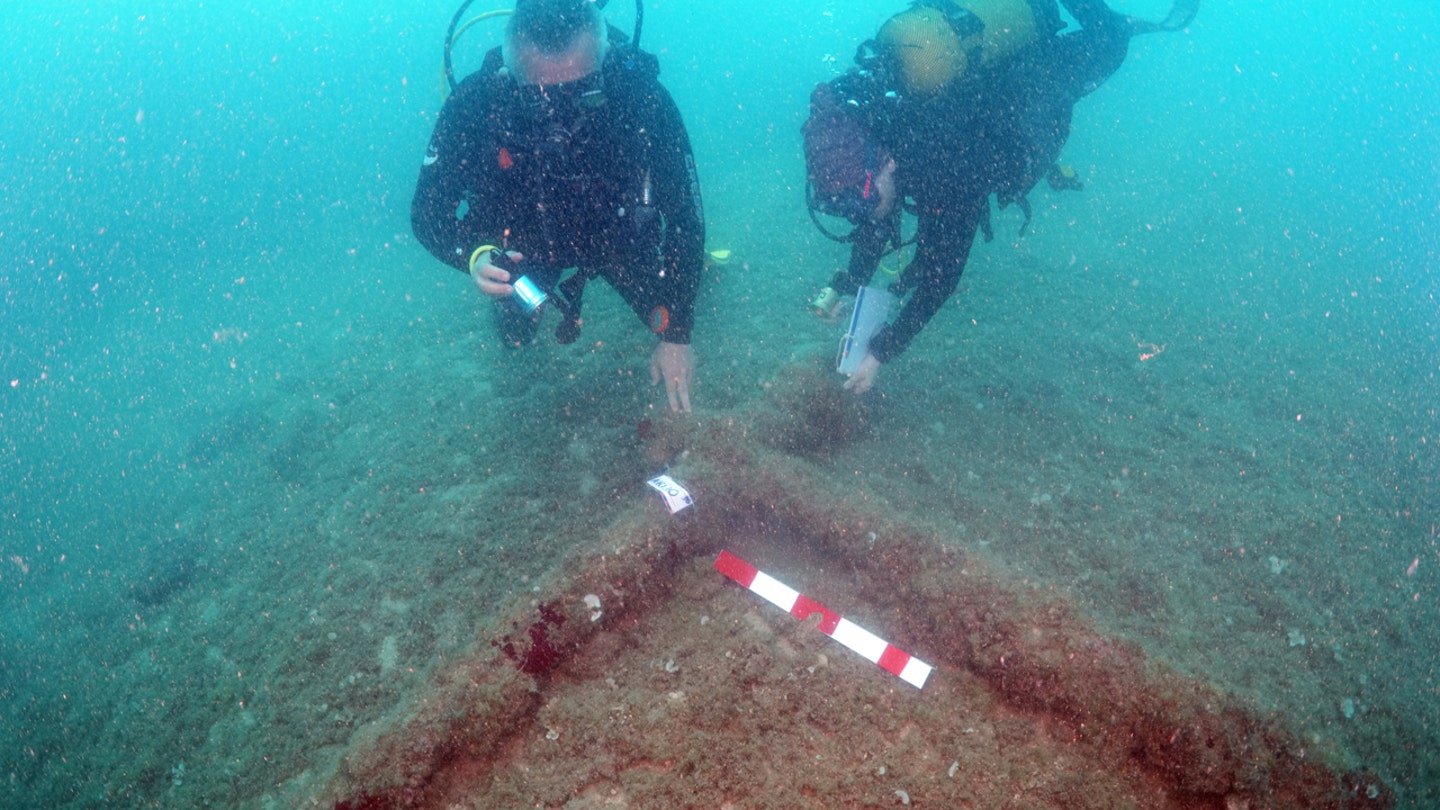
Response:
[[412, 0, 705, 411], [803, 0, 1199, 394]]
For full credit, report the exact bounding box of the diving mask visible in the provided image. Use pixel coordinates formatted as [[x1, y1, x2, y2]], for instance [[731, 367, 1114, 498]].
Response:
[[516, 70, 608, 123]]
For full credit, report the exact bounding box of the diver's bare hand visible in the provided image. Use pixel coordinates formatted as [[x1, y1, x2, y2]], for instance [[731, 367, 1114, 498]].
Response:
[[472, 251, 524, 298], [842, 353, 881, 395], [651, 341, 695, 412]]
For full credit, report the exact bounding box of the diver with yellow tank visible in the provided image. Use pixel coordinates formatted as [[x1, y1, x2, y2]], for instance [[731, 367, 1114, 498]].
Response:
[[804, 0, 1200, 394]]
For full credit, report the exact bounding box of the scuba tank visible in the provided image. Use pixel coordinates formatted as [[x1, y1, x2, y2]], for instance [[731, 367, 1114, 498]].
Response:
[[874, 0, 1052, 96], [875, 0, 1200, 98]]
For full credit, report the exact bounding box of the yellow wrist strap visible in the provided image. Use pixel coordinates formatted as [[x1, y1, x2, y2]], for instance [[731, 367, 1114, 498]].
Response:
[[468, 244, 501, 275]]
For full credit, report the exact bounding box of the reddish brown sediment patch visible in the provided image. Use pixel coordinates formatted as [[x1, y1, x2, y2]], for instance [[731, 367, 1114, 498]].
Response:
[[493, 601, 571, 677], [317, 393, 1390, 810]]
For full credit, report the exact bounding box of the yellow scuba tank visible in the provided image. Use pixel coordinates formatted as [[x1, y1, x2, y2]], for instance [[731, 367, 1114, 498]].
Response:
[[964, 0, 1039, 67], [876, 0, 1039, 95]]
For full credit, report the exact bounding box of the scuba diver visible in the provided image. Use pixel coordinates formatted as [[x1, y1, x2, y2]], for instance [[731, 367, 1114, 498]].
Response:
[[803, 0, 1200, 394], [412, 0, 705, 412]]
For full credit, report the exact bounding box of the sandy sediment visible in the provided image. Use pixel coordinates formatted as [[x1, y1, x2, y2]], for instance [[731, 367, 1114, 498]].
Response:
[[318, 378, 1392, 810]]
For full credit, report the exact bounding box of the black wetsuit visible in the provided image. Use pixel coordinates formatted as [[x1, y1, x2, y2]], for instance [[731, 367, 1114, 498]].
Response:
[[830, 0, 1132, 363], [412, 41, 705, 347]]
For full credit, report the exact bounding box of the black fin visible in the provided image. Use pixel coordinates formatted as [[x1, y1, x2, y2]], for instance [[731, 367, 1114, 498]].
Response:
[[1016, 197, 1033, 238]]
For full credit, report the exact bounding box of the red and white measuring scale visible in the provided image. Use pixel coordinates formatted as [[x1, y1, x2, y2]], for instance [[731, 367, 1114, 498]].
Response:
[[714, 550, 933, 689]]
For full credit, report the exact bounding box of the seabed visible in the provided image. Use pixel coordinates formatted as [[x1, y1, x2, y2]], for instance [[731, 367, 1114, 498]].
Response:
[[318, 370, 1393, 810]]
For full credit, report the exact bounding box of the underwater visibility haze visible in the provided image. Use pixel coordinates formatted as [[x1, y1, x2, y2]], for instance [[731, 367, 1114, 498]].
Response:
[[1, 0, 1437, 807]]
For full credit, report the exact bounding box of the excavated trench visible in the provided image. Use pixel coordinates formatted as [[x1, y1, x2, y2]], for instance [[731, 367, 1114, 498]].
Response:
[[318, 382, 1393, 810]]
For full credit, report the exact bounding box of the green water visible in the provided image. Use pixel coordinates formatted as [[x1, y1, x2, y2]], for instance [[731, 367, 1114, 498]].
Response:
[[1, 1, 1435, 806]]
